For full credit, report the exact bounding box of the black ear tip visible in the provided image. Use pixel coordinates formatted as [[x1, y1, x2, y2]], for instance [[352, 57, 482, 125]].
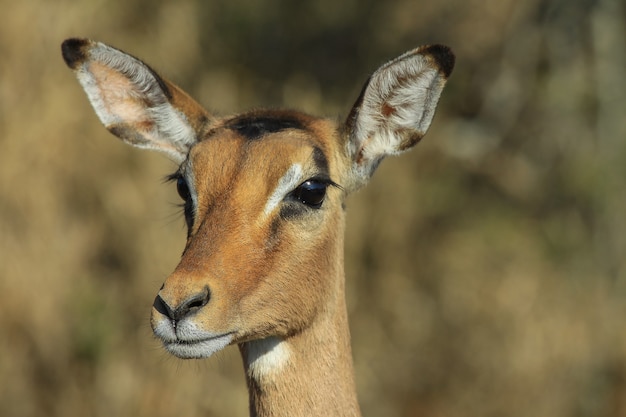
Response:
[[61, 38, 90, 69], [423, 44, 455, 78]]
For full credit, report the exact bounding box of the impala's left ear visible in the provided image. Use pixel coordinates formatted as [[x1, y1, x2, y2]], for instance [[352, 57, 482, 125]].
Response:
[[343, 45, 455, 191]]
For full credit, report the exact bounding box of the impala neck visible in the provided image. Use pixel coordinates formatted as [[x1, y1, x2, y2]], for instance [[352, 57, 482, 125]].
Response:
[[239, 241, 360, 416]]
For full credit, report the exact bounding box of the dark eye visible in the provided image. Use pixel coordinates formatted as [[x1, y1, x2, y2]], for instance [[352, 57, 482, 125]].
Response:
[[293, 180, 328, 208], [176, 176, 190, 201]]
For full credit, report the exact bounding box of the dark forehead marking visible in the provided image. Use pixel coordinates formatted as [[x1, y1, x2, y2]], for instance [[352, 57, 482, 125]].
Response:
[[311, 146, 329, 174], [224, 114, 307, 140]]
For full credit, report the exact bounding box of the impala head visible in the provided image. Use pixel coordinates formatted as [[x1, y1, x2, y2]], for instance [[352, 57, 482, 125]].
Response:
[[62, 38, 454, 360]]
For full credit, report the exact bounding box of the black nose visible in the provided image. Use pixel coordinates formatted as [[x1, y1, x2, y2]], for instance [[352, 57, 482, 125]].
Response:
[[153, 286, 211, 322]]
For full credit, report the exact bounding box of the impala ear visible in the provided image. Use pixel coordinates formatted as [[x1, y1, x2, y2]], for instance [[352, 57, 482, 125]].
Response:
[[61, 38, 213, 163], [344, 44, 455, 191]]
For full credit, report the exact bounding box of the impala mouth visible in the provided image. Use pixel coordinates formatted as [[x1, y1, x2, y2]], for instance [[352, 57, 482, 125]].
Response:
[[161, 333, 234, 359]]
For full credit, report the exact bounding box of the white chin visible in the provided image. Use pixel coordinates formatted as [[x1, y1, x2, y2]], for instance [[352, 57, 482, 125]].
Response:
[[163, 334, 234, 359]]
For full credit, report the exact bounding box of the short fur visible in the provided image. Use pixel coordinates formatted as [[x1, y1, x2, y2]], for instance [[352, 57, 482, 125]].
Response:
[[62, 38, 454, 417]]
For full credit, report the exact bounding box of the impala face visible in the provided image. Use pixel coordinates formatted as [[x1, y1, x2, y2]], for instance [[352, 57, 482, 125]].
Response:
[[62, 38, 454, 362], [151, 112, 348, 359]]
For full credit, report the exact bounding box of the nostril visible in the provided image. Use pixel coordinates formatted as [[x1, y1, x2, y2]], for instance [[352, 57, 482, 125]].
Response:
[[153, 294, 175, 320], [186, 294, 208, 309], [153, 287, 211, 322], [173, 286, 211, 321]]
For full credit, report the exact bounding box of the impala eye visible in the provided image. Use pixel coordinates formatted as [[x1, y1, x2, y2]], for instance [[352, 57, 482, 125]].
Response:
[[292, 180, 328, 208], [176, 176, 190, 201], [166, 172, 194, 231]]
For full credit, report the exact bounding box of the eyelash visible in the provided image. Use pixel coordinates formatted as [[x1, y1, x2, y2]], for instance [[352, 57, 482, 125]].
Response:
[[166, 172, 194, 230]]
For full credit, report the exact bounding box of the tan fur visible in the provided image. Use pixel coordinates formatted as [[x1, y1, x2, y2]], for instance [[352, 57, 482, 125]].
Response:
[[62, 38, 454, 417]]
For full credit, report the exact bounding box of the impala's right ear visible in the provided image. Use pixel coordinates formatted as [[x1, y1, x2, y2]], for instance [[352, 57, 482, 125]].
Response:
[[61, 38, 212, 163]]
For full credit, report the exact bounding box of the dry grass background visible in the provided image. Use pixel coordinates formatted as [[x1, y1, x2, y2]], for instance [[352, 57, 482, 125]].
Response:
[[1, 0, 625, 416]]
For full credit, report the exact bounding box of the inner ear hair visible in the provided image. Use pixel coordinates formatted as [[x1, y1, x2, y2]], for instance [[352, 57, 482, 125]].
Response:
[[344, 44, 455, 191]]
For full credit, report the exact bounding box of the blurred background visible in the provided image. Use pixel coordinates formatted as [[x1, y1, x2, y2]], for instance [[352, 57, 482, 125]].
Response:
[[1, 0, 625, 416]]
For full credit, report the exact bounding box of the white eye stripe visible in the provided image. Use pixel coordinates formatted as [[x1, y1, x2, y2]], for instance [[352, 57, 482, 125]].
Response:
[[263, 164, 303, 216]]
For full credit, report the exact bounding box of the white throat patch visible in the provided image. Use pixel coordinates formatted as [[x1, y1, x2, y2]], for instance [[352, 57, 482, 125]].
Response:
[[246, 337, 291, 381]]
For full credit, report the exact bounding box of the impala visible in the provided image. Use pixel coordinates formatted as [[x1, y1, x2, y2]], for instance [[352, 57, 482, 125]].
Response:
[[62, 38, 454, 416]]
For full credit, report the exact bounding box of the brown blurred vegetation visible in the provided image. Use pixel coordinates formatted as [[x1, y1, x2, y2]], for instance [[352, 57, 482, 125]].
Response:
[[1, 0, 625, 416]]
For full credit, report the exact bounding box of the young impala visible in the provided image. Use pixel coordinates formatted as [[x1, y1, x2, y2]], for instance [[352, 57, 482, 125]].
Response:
[[62, 38, 454, 416]]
